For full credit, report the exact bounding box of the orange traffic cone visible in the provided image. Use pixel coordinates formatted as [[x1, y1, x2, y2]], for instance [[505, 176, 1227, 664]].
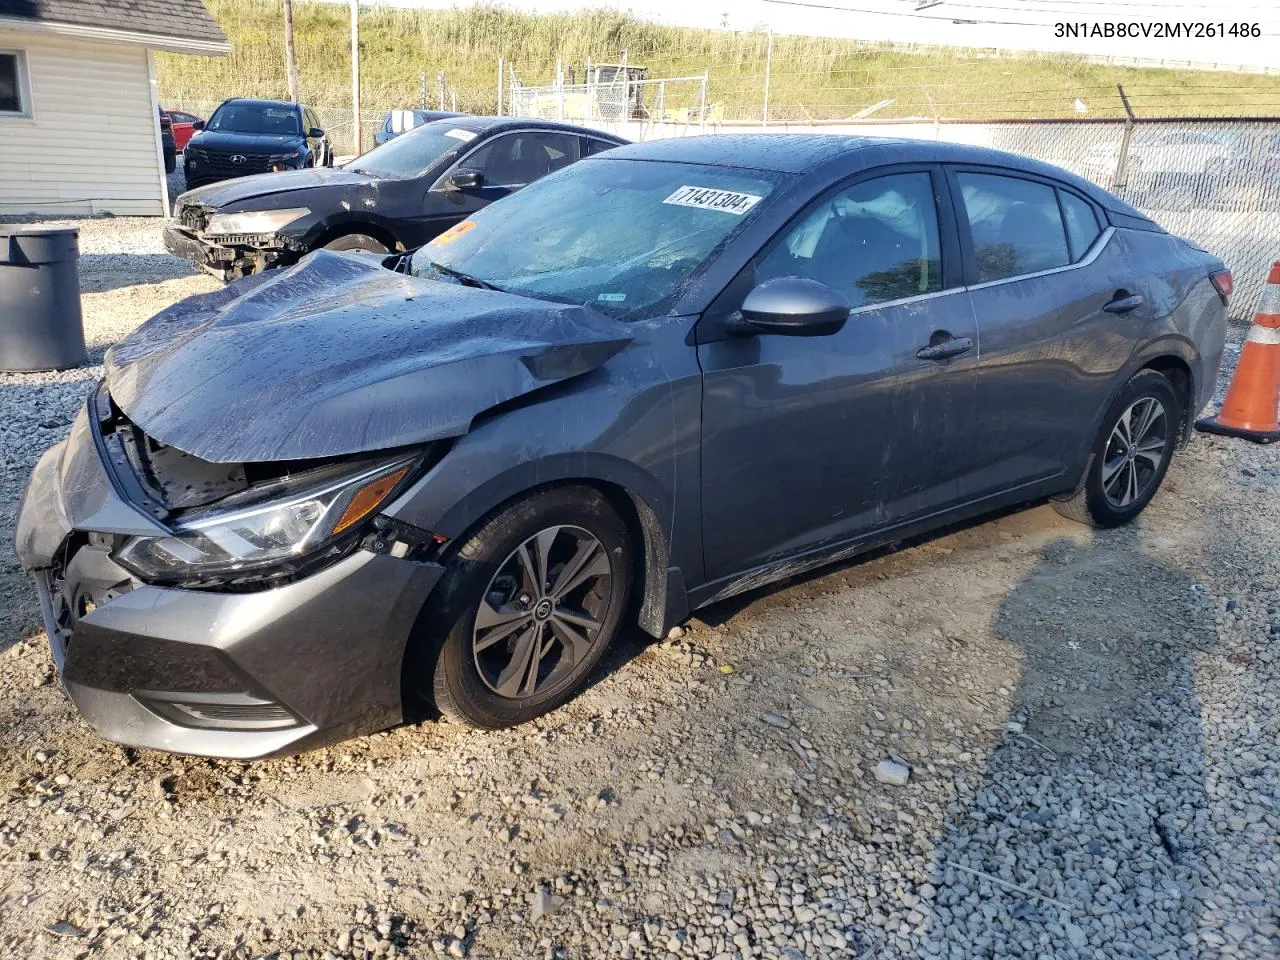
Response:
[[1196, 261, 1280, 444]]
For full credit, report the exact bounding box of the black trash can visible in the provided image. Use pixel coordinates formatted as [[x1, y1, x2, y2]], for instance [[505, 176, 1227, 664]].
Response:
[[0, 225, 86, 372]]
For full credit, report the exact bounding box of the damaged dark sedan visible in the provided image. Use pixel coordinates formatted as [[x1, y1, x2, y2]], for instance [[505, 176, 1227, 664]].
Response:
[[16, 135, 1228, 758], [166, 116, 625, 280]]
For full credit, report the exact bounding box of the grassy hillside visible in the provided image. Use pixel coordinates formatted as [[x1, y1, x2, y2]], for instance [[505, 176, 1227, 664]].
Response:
[[156, 1, 1280, 121]]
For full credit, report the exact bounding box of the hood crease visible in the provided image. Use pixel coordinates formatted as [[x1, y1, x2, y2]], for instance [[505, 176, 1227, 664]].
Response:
[[104, 252, 632, 463]]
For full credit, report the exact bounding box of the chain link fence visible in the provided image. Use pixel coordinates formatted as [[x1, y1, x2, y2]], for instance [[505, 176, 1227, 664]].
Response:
[[507, 75, 711, 125], [977, 119, 1279, 322]]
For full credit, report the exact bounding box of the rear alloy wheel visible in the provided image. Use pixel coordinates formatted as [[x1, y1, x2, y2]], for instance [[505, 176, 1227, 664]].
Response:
[[1053, 369, 1180, 528], [409, 486, 634, 728], [323, 233, 390, 254]]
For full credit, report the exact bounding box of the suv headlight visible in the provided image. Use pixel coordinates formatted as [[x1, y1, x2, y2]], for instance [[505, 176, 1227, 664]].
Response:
[[204, 207, 311, 236], [115, 455, 416, 587]]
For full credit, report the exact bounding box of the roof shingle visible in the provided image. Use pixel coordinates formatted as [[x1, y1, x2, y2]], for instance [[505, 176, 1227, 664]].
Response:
[[0, 0, 228, 47]]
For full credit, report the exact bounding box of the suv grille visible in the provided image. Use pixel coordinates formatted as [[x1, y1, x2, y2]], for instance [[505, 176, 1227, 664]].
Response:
[[188, 148, 276, 178]]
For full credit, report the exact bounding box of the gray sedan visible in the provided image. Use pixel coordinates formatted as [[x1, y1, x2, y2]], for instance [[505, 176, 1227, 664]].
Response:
[[15, 135, 1229, 757]]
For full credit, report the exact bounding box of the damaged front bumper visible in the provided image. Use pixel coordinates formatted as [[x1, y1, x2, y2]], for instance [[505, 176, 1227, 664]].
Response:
[[14, 400, 444, 759], [163, 224, 302, 281]]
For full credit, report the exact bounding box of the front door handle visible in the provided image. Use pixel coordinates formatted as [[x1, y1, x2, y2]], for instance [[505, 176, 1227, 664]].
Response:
[[1103, 292, 1145, 314], [917, 335, 974, 361]]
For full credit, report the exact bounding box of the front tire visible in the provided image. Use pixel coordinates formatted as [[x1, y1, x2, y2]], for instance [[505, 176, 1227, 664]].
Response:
[[408, 486, 635, 729], [1053, 369, 1180, 528]]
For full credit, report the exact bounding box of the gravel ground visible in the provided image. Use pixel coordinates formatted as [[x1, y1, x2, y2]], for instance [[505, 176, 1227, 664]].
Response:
[[1, 218, 1277, 960]]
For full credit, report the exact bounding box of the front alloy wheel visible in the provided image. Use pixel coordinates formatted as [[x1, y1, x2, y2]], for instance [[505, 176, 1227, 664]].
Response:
[[473, 525, 612, 699], [409, 485, 634, 728]]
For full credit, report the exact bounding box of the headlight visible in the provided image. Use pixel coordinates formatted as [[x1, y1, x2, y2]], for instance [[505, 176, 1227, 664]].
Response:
[[115, 455, 416, 587], [204, 207, 311, 236], [268, 150, 303, 163]]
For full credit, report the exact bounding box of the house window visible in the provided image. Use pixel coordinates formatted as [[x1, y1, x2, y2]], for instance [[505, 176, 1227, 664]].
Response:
[[1, 50, 31, 117]]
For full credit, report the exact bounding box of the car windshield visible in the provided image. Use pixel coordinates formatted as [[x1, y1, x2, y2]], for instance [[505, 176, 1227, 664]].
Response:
[[350, 122, 477, 178], [410, 158, 786, 317], [207, 103, 301, 136]]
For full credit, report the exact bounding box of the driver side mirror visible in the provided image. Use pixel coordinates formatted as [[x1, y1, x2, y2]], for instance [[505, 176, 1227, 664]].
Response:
[[736, 277, 850, 337], [444, 169, 484, 191], [192, 120, 205, 131], [309, 127, 325, 139]]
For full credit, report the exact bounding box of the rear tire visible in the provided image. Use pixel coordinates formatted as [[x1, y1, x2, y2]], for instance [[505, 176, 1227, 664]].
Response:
[[1053, 370, 1180, 528], [408, 486, 635, 729], [322, 233, 390, 254]]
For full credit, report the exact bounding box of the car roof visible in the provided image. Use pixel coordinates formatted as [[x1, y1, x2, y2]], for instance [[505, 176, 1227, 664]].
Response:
[[219, 98, 302, 111], [606, 134, 1138, 213], [432, 116, 628, 142]]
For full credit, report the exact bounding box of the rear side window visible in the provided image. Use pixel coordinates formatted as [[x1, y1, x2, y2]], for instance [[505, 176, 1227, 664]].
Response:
[[957, 172, 1070, 282], [1059, 191, 1101, 261], [756, 171, 943, 309], [581, 137, 617, 158]]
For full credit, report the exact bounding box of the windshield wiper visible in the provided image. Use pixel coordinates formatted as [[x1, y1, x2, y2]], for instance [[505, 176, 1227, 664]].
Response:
[[427, 260, 503, 292]]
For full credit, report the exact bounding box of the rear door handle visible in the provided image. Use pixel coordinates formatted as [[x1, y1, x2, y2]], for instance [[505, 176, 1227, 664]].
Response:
[[1103, 293, 1145, 314], [917, 336, 973, 361]]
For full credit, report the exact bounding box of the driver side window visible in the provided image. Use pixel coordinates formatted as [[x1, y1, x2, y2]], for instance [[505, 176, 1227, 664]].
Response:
[[756, 171, 943, 309], [461, 132, 579, 187]]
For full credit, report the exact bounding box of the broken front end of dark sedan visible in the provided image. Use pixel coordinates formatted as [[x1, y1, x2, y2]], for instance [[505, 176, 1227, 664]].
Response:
[[17, 135, 1227, 758]]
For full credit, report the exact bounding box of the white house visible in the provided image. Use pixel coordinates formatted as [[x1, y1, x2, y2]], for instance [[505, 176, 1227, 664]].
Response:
[[0, 0, 228, 216]]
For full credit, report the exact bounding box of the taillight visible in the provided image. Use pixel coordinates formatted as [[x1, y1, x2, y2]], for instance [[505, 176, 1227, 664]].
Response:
[[1210, 269, 1233, 302]]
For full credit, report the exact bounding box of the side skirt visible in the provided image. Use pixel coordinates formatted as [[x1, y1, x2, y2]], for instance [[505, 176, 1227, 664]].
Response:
[[684, 475, 1069, 613]]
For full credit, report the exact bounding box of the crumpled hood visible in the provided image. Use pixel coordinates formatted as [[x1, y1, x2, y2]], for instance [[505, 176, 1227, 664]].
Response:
[[179, 167, 372, 209], [104, 252, 633, 463]]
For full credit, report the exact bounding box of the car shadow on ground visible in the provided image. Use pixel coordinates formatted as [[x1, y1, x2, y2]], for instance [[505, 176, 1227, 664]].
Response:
[[647, 493, 1256, 955], [912, 527, 1220, 957]]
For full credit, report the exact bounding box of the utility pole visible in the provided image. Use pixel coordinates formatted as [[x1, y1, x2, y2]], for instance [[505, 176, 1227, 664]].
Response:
[[349, 0, 361, 154], [762, 30, 772, 126], [283, 0, 300, 102]]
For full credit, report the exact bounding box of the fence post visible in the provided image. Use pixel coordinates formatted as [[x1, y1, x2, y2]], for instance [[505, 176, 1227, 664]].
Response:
[[497, 58, 504, 116], [556, 58, 565, 121], [700, 69, 709, 131], [1112, 84, 1137, 190], [658, 80, 665, 123], [763, 31, 772, 126], [452, 90, 458, 112], [419, 70, 426, 110], [587, 58, 595, 121]]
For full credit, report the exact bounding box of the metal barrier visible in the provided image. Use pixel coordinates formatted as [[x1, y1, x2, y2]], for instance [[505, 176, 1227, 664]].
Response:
[[507, 75, 711, 126]]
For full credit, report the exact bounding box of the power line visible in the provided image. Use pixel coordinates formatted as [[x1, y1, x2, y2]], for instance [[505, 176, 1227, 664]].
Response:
[[761, 0, 1045, 26], [943, 0, 1279, 13], [1018, 0, 1275, 9], [764, 0, 1278, 29]]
